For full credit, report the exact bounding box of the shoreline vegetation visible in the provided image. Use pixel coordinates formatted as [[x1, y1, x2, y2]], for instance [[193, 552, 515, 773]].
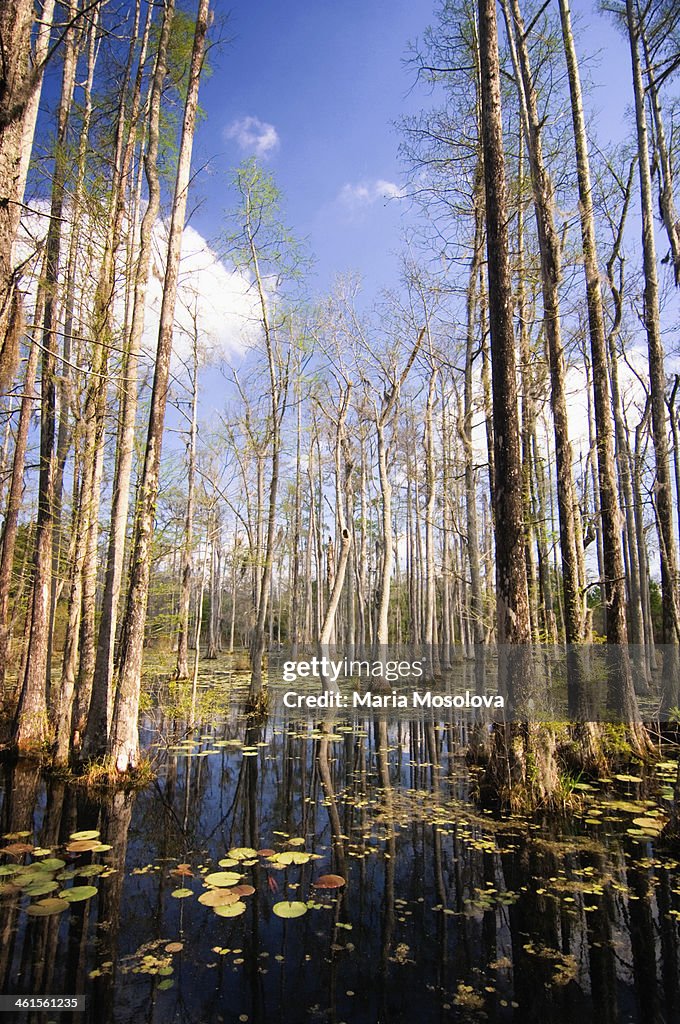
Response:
[[1, 645, 677, 828]]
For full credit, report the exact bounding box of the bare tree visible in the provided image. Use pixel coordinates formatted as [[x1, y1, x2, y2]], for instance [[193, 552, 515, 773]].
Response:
[[109, 0, 211, 773]]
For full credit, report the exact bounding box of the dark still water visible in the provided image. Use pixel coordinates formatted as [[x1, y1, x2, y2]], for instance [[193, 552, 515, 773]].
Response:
[[1, 671, 680, 1023]]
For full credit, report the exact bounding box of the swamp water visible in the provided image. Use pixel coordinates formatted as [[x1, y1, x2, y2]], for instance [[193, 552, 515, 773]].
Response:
[[1, 661, 680, 1023]]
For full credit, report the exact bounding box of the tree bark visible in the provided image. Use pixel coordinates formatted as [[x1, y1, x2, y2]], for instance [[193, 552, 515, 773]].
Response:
[[12, 11, 78, 752], [176, 322, 199, 679], [639, 16, 680, 287], [477, 0, 531, 648], [318, 384, 353, 689], [84, 0, 164, 761], [560, 0, 647, 753], [0, 315, 40, 688], [626, 0, 680, 644], [0, 0, 54, 390], [504, 0, 584, 650], [373, 332, 423, 658], [109, 0, 210, 773]]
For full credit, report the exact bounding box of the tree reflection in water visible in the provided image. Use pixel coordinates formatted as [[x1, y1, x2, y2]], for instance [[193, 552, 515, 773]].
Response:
[[1, 706, 679, 1024]]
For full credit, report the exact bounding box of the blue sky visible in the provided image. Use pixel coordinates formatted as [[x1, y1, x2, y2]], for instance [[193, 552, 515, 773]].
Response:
[[29, 0, 643, 312], [188, 0, 637, 301], [192, 0, 458, 294]]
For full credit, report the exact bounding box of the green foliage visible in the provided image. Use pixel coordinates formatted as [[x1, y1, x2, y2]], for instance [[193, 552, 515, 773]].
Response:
[[156, 7, 211, 186], [525, 751, 538, 785], [600, 723, 633, 759], [225, 158, 310, 287], [70, 755, 156, 789], [556, 769, 583, 802]]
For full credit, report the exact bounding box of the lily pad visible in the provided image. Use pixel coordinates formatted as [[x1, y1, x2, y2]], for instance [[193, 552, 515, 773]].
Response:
[[0, 842, 33, 856], [76, 864, 106, 878], [312, 874, 346, 889], [204, 871, 241, 888], [213, 900, 246, 917], [227, 848, 257, 861], [15, 864, 47, 878], [39, 859, 66, 871], [272, 900, 308, 919], [217, 858, 239, 868], [269, 851, 312, 867], [21, 880, 59, 897], [231, 884, 255, 897], [170, 888, 193, 899], [165, 942, 183, 953], [69, 830, 100, 842], [66, 840, 100, 854], [198, 889, 239, 907], [26, 898, 69, 916], [60, 885, 98, 903], [632, 817, 664, 831]]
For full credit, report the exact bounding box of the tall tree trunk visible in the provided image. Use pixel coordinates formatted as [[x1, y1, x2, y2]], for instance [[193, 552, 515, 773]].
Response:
[[462, 203, 485, 649], [48, 2, 99, 692], [477, 0, 530, 648], [83, 0, 169, 761], [603, 157, 650, 681], [52, 439, 96, 764], [12, 12, 78, 751], [318, 385, 352, 689], [516, 137, 539, 640], [189, 526, 210, 728], [639, 17, 680, 287], [176, 325, 199, 679], [373, 332, 423, 659], [108, 0, 210, 773], [503, 0, 584, 651], [0, 314, 40, 688], [424, 367, 441, 677], [0, 0, 55, 391], [626, 0, 680, 702], [290, 357, 302, 657], [355, 429, 368, 655], [559, 0, 647, 754], [440, 380, 453, 667], [248, 391, 283, 695], [478, 0, 558, 803]]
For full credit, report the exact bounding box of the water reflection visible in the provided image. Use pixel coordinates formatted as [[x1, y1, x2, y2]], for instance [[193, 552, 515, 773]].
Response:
[[1, 694, 680, 1023]]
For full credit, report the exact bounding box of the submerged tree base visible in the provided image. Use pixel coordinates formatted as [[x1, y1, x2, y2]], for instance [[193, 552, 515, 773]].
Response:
[[246, 688, 271, 717], [478, 720, 657, 812], [53, 755, 156, 791]]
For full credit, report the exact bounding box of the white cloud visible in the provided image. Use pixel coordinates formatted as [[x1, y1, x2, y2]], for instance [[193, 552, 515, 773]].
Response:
[[145, 223, 260, 364], [14, 200, 259, 368], [224, 115, 279, 158], [337, 178, 404, 209]]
